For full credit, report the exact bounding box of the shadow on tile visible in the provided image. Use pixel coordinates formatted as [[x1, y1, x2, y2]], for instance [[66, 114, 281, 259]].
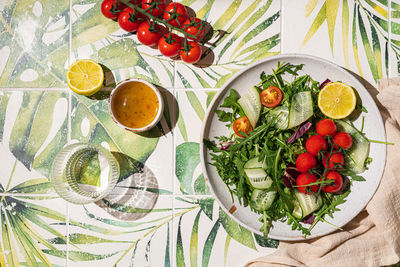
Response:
[[95, 152, 162, 221]]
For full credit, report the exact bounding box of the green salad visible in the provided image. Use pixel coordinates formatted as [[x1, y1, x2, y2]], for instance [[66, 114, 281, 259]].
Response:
[[204, 62, 371, 237]]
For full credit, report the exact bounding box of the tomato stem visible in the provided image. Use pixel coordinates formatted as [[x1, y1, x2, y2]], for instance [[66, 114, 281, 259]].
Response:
[[119, 0, 198, 39]]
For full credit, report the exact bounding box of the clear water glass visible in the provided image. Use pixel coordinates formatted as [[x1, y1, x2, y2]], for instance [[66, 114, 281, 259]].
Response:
[[50, 143, 120, 204]]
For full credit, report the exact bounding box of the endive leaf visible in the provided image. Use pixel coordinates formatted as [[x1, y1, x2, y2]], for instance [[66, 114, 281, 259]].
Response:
[[326, 0, 340, 54], [190, 210, 201, 267], [358, 7, 379, 81], [302, 2, 326, 46], [342, 0, 350, 68]]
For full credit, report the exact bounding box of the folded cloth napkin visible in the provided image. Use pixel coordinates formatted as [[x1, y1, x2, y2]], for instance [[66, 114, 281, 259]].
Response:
[[245, 77, 400, 267]]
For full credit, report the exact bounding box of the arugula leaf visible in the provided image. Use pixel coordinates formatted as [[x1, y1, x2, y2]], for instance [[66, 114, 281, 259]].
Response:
[[216, 110, 232, 122]]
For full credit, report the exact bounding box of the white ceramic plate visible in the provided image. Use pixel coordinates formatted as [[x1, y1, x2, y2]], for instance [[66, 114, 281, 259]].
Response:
[[200, 54, 386, 241]]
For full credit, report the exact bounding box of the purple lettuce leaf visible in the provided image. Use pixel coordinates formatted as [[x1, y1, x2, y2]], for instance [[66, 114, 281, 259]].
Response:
[[319, 78, 332, 89], [287, 121, 312, 144]]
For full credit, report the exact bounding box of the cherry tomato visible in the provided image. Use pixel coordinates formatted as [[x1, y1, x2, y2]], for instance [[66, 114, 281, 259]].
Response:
[[163, 2, 187, 27], [333, 132, 353, 149], [183, 17, 206, 41], [233, 116, 252, 138], [322, 171, 343, 193], [137, 21, 163, 46], [296, 152, 317, 173], [296, 173, 319, 194], [180, 41, 202, 64], [322, 151, 344, 170], [158, 33, 182, 57], [101, 0, 126, 19], [316, 119, 337, 137], [142, 0, 166, 17], [260, 86, 283, 108], [118, 7, 145, 32], [305, 135, 328, 156]]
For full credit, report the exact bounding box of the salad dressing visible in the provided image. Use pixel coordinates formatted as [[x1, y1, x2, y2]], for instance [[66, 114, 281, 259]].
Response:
[[111, 81, 159, 128]]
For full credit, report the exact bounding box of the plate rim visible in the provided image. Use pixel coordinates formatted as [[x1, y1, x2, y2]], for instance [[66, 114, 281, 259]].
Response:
[[199, 53, 387, 241]]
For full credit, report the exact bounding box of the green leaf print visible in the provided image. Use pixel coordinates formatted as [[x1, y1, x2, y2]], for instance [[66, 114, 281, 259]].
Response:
[[175, 142, 200, 194]]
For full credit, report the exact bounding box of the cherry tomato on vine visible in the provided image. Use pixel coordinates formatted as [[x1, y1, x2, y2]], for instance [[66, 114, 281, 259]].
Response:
[[322, 171, 343, 193], [333, 132, 353, 149], [260, 86, 283, 108], [296, 173, 319, 194], [305, 135, 328, 156], [322, 151, 344, 170], [233, 116, 252, 138], [180, 41, 202, 64], [158, 33, 182, 57], [295, 152, 317, 173], [118, 7, 145, 32], [163, 2, 187, 27], [137, 21, 164, 46], [316, 119, 337, 137], [183, 17, 206, 40], [101, 0, 126, 19], [142, 0, 166, 17]]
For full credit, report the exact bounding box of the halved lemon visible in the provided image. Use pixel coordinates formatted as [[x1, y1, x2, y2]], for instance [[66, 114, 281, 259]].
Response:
[[66, 59, 104, 96], [318, 82, 356, 119]]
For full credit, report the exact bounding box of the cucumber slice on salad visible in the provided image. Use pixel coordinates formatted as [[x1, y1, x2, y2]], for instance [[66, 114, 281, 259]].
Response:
[[269, 105, 289, 130], [251, 189, 277, 211], [294, 191, 322, 218], [244, 168, 273, 189], [244, 157, 267, 169], [336, 120, 370, 174], [292, 200, 303, 219], [238, 86, 261, 128], [288, 91, 314, 129]]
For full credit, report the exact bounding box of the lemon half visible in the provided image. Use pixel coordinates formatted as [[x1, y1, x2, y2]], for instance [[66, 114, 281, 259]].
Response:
[[66, 59, 104, 96], [318, 82, 356, 119]]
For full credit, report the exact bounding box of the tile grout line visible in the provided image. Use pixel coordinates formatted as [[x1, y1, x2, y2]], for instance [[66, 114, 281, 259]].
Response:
[[66, 0, 72, 265], [171, 86, 176, 267]]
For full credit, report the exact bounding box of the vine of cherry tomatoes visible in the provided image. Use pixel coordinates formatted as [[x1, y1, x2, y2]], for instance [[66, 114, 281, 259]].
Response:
[[295, 119, 352, 194], [101, 0, 206, 64]]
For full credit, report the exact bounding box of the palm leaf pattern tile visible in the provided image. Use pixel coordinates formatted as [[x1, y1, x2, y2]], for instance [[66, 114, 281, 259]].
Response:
[[175, 0, 281, 88], [0, 0, 69, 87], [284, 0, 391, 84]]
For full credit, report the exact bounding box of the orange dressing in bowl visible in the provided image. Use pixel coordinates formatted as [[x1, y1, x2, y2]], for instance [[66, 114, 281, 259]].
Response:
[[111, 82, 159, 128]]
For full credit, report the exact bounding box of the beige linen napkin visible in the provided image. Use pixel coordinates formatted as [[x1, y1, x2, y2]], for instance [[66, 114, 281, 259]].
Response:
[[246, 77, 400, 267]]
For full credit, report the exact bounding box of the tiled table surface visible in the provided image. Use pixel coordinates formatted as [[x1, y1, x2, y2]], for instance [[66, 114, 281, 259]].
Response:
[[0, 0, 398, 266]]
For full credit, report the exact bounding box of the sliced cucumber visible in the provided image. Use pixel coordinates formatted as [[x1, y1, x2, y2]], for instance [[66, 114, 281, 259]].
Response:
[[244, 168, 273, 189], [238, 86, 261, 128], [294, 191, 322, 218], [336, 120, 370, 174], [269, 105, 289, 130], [292, 200, 303, 219], [251, 189, 277, 211], [288, 91, 313, 129], [244, 157, 267, 169]]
